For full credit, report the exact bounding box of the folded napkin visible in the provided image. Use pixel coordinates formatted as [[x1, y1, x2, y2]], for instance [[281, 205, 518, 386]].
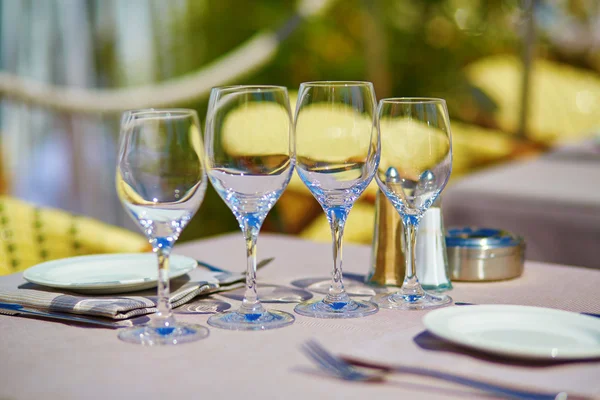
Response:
[[0, 268, 226, 320]]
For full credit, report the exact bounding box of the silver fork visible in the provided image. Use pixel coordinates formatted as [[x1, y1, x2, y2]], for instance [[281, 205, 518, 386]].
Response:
[[301, 340, 582, 400]]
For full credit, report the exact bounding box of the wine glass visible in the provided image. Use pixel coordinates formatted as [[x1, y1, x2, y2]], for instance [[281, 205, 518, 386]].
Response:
[[293, 81, 380, 318], [205, 85, 295, 330], [371, 98, 453, 310], [116, 109, 209, 345]]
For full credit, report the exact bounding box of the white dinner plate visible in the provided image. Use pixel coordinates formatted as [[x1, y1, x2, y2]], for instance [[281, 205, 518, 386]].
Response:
[[423, 305, 600, 360], [23, 253, 197, 294]]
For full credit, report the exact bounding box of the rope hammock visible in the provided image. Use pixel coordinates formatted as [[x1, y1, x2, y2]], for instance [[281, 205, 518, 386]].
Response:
[[0, 0, 335, 115]]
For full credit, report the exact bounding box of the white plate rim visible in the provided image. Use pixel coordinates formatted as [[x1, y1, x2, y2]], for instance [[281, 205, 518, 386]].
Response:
[[23, 253, 197, 293], [422, 304, 600, 360]]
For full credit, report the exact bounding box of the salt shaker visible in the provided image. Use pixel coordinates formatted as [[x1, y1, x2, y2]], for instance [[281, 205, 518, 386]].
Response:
[[415, 196, 452, 292]]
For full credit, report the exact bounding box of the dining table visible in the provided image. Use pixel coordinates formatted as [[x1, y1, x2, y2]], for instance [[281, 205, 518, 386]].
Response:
[[0, 232, 599, 400], [442, 139, 600, 269]]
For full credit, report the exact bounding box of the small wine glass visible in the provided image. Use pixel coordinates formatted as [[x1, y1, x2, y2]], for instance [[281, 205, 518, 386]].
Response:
[[205, 85, 295, 330], [116, 108, 209, 345], [293, 81, 380, 319], [371, 98, 453, 310]]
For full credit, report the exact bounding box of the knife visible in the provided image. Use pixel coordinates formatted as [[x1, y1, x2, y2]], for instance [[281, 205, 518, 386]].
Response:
[[197, 257, 274, 274], [198, 257, 274, 287]]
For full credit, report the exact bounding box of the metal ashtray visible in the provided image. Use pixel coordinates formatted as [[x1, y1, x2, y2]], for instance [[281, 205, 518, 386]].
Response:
[[446, 227, 525, 282]]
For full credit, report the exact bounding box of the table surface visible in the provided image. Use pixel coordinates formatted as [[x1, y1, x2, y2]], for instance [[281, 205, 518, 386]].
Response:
[[1, 233, 599, 400], [443, 144, 600, 269]]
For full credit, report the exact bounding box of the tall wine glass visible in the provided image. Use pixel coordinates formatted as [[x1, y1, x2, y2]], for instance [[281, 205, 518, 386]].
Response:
[[293, 81, 380, 319], [205, 85, 295, 330], [116, 109, 209, 345], [371, 98, 453, 310]]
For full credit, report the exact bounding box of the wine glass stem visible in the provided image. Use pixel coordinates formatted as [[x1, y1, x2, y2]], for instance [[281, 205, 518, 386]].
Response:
[[155, 248, 174, 325], [326, 208, 348, 301], [241, 227, 263, 314], [402, 219, 420, 290]]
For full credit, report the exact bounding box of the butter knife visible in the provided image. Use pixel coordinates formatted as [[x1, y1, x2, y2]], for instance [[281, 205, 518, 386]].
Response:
[[197, 257, 274, 274]]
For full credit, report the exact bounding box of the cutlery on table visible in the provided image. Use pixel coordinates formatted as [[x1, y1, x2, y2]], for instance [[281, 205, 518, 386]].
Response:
[[198, 257, 274, 288], [197, 257, 274, 275], [301, 340, 586, 400]]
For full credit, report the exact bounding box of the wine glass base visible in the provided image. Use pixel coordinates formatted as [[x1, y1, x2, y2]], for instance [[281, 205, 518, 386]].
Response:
[[294, 299, 379, 319], [207, 309, 295, 331], [118, 323, 209, 345], [371, 290, 452, 310]]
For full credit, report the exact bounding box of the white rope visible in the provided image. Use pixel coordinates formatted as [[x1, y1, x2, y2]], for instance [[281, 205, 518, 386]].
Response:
[[0, 0, 336, 115]]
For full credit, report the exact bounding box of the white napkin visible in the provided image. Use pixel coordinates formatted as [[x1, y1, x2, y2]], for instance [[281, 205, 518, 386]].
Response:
[[0, 268, 224, 320]]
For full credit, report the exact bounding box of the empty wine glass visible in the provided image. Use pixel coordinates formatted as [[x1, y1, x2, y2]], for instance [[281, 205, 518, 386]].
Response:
[[116, 109, 209, 345], [371, 98, 453, 310], [293, 81, 380, 319], [205, 85, 295, 330]]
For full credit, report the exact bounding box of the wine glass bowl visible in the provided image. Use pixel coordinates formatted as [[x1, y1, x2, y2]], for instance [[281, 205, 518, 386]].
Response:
[[205, 85, 295, 330], [116, 108, 209, 345], [371, 98, 453, 310], [293, 81, 380, 319]]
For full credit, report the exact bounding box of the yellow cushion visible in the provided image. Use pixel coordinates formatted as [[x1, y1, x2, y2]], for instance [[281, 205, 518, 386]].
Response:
[[0, 196, 151, 276]]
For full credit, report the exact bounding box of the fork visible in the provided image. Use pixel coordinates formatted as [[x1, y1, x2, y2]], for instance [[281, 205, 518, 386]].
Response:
[[301, 340, 580, 400]]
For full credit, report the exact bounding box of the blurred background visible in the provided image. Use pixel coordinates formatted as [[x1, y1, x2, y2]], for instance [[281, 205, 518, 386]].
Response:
[[1, 0, 599, 251]]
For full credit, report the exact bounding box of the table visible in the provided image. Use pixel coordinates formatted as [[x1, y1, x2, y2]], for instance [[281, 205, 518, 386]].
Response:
[[443, 144, 600, 269], [1, 233, 599, 399]]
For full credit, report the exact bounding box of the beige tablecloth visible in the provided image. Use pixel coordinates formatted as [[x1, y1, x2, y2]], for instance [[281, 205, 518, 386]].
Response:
[[443, 142, 600, 269], [0, 233, 599, 399]]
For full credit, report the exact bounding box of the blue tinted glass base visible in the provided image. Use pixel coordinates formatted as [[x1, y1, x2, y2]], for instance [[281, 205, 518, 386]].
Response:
[[207, 309, 294, 331], [294, 298, 378, 319], [118, 323, 209, 345]]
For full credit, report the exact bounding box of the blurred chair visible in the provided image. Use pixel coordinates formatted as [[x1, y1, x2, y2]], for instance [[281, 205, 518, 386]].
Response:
[[0, 196, 150, 276]]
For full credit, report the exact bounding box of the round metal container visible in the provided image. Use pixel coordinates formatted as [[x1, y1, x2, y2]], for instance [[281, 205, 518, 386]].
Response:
[[446, 227, 525, 282]]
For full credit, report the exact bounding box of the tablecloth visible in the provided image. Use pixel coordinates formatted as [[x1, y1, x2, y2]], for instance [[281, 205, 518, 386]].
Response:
[[0, 233, 599, 399], [443, 143, 600, 269]]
